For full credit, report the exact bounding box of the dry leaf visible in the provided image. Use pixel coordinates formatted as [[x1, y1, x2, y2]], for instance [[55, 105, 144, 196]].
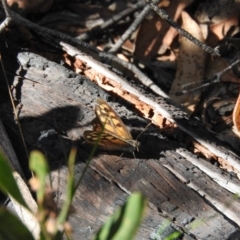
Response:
[[195, 0, 240, 25], [7, 0, 53, 14], [169, 11, 206, 113], [134, 0, 193, 61], [205, 56, 240, 84], [233, 92, 240, 133], [207, 17, 239, 46], [40, 4, 113, 36]]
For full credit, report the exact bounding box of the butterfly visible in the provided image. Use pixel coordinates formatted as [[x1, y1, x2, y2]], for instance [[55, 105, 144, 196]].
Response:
[[83, 98, 140, 152]]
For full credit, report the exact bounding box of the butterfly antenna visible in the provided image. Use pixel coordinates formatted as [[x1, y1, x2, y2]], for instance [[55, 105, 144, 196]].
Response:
[[120, 152, 124, 158], [136, 122, 152, 141]]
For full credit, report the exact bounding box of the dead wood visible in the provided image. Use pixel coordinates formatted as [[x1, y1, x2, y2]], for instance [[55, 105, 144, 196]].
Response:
[[0, 4, 240, 240]]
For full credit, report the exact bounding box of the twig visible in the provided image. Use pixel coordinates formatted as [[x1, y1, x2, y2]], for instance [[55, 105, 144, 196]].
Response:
[[77, 1, 145, 41], [108, 1, 158, 53], [2, 6, 168, 98], [4, 7, 100, 54], [146, 0, 220, 56], [99, 51, 169, 98], [0, 54, 29, 160], [0, 0, 12, 33], [0, 0, 29, 160], [176, 58, 240, 95]]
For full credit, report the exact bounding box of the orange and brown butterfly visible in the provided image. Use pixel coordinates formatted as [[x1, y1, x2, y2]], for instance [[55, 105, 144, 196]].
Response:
[[83, 98, 140, 152]]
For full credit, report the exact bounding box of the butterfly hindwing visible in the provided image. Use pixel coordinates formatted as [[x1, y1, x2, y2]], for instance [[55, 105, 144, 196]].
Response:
[[83, 131, 136, 151]]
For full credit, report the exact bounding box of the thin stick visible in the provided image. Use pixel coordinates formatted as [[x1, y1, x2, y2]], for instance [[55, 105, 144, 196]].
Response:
[[0, 54, 29, 160], [78, 2, 145, 41], [108, 3, 155, 53], [146, 0, 220, 56], [176, 58, 240, 95], [0, 0, 12, 33]]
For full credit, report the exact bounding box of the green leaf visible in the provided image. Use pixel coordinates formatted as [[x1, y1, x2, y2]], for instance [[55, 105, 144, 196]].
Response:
[[0, 153, 28, 209], [29, 151, 49, 204], [0, 208, 34, 240], [94, 192, 146, 240], [57, 148, 76, 225], [165, 231, 182, 240]]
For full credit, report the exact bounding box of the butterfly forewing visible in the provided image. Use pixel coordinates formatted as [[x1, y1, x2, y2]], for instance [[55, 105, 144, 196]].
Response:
[[83, 98, 140, 152], [95, 99, 133, 140]]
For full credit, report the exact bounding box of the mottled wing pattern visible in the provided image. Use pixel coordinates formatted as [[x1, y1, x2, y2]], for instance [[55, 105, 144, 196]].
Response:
[[95, 98, 133, 140], [83, 131, 135, 151], [92, 118, 102, 132], [83, 99, 140, 152]]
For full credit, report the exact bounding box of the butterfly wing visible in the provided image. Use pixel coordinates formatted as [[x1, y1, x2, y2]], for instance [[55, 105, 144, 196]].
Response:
[[95, 98, 133, 140], [83, 99, 140, 152], [83, 131, 135, 152]]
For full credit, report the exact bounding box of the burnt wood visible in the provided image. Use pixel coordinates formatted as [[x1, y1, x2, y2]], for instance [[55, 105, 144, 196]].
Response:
[[0, 26, 240, 240]]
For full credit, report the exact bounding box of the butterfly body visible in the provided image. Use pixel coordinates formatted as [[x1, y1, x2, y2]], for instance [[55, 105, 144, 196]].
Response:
[[84, 99, 140, 152]]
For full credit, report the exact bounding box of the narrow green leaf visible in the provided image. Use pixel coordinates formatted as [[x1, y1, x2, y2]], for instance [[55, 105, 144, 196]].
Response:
[[0, 208, 34, 240], [165, 231, 182, 240], [0, 153, 28, 209], [94, 192, 146, 240], [57, 148, 76, 225], [29, 151, 49, 203]]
